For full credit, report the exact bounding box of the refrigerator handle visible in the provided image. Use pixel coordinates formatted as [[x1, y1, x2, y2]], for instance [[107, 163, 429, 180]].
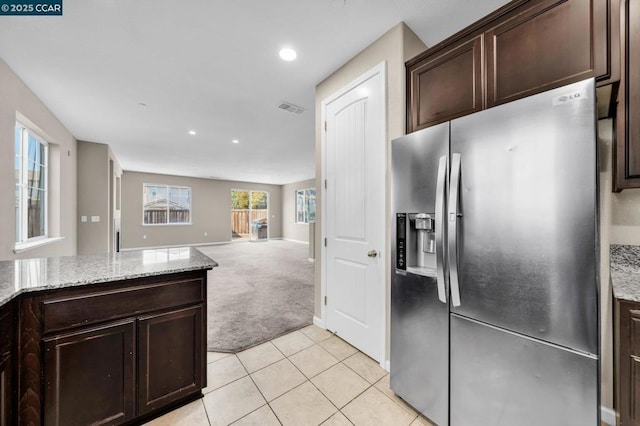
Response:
[[448, 153, 462, 307], [435, 155, 448, 304]]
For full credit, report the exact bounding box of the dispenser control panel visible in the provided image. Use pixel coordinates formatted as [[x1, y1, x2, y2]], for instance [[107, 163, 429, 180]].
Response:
[[396, 213, 406, 270]]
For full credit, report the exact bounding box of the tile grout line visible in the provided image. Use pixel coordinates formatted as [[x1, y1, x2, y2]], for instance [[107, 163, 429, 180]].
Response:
[[236, 342, 285, 375], [278, 342, 342, 425], [206, 352, 281, 426], [318, 347, 421, 423], [202, 354, 250, 395], [199, 397, 213, 426], [242, 331, 338, 426], [206, 327, 420, 426], [232, 349, 283, 425], [235, 337, 293, 426]]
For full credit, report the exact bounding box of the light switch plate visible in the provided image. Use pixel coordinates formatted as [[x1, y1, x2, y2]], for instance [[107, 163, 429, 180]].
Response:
[[91, 216, 100, 222], [81, 216, 87, 222]]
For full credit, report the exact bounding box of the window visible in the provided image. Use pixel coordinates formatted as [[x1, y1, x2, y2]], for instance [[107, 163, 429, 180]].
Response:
[[15, 122, 48, 244], [296, 188, 316, 224], [143, 184, 191, 225]]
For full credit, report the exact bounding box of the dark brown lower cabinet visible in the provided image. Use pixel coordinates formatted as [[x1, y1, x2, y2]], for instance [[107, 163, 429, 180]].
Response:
[[44, 320, 136, 426], [0, 353, 11, 426], [616, 298, 640, 425], [138, 305, 204, 415], [11, 271, 208, 425], [0, 301, 12, 426]]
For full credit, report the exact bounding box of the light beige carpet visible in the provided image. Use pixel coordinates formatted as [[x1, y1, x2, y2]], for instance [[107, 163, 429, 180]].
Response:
[[199, 240, 314, 352]]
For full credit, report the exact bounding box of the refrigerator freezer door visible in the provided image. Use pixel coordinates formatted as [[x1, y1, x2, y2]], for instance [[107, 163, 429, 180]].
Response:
[[391, 122, 450, 425], [449, 79, 598, 354], [391, 271, 448, 426], [391, 122, 449, 215], [450, 314, 599, 426]]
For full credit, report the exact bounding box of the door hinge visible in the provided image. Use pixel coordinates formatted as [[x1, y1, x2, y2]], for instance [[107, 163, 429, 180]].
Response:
[[324, 179, 327, 189], [324, 296, 327, 305], [324, 238, 327, 247], [324, 121, 327, 131]]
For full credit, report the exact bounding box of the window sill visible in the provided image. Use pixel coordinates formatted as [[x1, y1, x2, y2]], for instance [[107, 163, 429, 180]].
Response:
[[14, 237, 65, 254]]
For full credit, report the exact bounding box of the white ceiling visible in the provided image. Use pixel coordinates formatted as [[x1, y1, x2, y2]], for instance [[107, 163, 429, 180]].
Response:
[[0, 0, 509, 185]]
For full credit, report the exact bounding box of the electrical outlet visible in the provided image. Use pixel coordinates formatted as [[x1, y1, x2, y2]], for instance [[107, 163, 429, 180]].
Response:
[[81, 216, 87, 222], [143, 235, 147, 239], [204, 232, 208, 236], [91, 216, 100, 222]]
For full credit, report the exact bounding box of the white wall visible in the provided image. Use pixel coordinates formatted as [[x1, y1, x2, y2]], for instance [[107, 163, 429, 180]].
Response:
[[0, 58, 77, 260], [77, 141, 110, 254], [121, 171, 283, 249], [314, 22, 428, 362]]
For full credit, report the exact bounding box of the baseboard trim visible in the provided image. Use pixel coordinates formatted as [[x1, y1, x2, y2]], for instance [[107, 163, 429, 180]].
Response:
[[601, 406, 616, 425], [313, 316, 325, 328], [283, 238, 309, 245], [121, 241, 231, 251]]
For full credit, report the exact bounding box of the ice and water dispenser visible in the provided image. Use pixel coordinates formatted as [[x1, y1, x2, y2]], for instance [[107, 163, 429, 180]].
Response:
[[396, 212, 436, 273]]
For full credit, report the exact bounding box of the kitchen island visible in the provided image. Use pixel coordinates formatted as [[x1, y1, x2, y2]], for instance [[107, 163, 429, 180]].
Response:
[[611, 244, 640, 426], [0, 247, 217, 425]]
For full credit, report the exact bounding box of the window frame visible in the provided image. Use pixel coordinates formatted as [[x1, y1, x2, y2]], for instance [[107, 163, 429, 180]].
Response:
[[295, 188, 316, 224], [15, 121, 49, 245], [142, 183, 192, 226]]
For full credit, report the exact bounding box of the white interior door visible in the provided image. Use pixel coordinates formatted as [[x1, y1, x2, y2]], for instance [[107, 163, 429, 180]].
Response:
[[322, 63, 386, 362]]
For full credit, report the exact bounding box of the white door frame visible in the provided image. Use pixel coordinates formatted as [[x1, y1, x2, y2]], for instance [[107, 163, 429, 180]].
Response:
[[320, 61, 387, 364]]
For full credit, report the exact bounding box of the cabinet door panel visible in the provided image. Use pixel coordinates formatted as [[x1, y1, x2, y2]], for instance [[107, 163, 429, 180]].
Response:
[[486, 0, 607, 107], [0, 354, 10, 426], [0, 304, 11, 426], [614, 0, 640, 190], [632, 355, 640, 423], [619, 302, 640, 426], [138, 305, 204, 416], [43, 320, 135, 426], [407, 35, 483, 132]]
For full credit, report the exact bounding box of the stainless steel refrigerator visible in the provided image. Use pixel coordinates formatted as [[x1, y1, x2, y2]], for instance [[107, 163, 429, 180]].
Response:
[[390, 78, 599, 426]]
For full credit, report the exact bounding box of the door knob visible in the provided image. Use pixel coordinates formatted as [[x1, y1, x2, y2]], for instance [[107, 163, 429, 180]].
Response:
[[368, 250, 378, 258]]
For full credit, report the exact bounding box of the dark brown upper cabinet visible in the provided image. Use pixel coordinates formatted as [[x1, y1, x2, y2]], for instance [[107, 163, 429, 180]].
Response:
[[407, 36, 483, 131], [486, 0, 610, 107], [615, 0, 640, 190], [406, 0, 619, 133]]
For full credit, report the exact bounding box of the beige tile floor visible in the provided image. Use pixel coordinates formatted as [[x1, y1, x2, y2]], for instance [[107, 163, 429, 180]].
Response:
[[145, 325, 435, 426]]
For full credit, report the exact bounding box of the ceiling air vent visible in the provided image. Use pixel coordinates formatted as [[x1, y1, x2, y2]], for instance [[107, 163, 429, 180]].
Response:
[[277, 101, 305, 114]]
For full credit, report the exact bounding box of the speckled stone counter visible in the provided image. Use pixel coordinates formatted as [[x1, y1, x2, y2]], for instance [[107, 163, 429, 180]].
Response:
[[0, 247, 217, 307], [611, 244, 640, 302]]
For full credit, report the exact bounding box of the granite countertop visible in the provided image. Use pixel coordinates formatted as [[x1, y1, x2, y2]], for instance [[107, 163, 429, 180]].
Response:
[[610, 244, 640, 302], [0, 247, 218, 306]]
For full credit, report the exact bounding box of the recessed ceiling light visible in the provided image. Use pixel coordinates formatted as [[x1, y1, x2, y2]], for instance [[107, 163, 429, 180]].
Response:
[[279, 48, 297, 61], [232, 139, 240, 144], [188, 130, 196, 135]]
